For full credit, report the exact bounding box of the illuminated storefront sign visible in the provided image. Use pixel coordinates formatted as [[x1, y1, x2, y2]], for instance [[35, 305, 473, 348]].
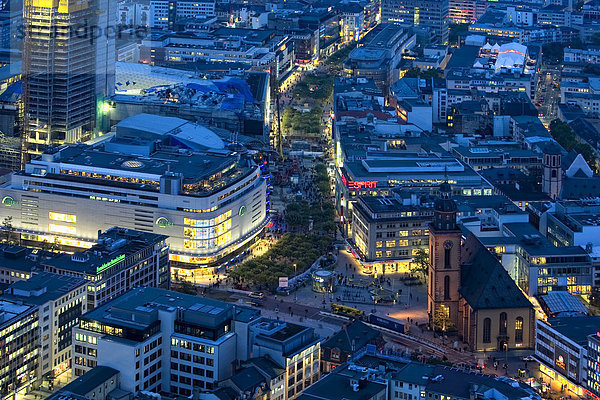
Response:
[[155, 217, 174, 228], [96, 254, 125, 273], [2, 196, 18, 206], [556, 355, 566, 370], [348, 180, 378, 189], [341, 174, 378, 189]]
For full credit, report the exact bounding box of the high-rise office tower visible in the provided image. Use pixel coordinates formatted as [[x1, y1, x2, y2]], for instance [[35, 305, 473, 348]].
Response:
[[381, 0, 449, 44], [22, 0, 115, 164]]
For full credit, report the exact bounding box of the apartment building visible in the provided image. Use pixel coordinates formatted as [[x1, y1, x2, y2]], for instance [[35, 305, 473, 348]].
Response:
[[0, 299, 39, 398], [2, 273, 87, 380]]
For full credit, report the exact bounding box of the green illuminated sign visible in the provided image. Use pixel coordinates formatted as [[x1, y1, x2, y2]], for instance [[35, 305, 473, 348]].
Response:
[[239, 205, 247, 216], [2, 196, 18, 207], [155, 217, 173, 228], [96, 254, 125, 274]]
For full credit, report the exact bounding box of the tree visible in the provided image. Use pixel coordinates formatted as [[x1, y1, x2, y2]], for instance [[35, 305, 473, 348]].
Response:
[[549, 119, 599, 172], [449, 23, 469, 46], [543, 40, 585, 65], [173, 280, 197, 295], [40, 238, 59, 252], [1, 216, 13, 244], [432, 305, 454, 332], [412, 249, 429, 278]]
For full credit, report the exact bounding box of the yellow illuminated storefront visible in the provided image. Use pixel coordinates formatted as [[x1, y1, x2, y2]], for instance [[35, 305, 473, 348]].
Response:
[[539, 364, 585, 396]]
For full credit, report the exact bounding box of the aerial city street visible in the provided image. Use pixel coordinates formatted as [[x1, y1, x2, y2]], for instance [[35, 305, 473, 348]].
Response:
[[0, 0, 599, 399]]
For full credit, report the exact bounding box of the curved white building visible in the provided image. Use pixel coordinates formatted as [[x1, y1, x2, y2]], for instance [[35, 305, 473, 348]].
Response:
[[0, 115, 268, 281]]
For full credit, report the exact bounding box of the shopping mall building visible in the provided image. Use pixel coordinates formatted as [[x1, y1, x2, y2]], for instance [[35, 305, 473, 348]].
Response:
[[0, 114, 268, 281]]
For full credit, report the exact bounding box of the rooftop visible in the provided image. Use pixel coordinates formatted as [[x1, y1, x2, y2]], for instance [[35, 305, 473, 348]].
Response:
[[544, 316, 600, 345], [115, 113, 224, 150], [47, 367, 119, 398], [538, 291, 588, 318], [82, 287, 233, 331], [27, 139, 254, 196], [43, 227, 167, 275], [460, 235, 533, 310], [322, 320, 382, 354], [298, 364, 386, 400], [0, 299, 36, 326], [2, 272, 86, 305], [426, 366, 540, 399], [0, 245, 48, 273]]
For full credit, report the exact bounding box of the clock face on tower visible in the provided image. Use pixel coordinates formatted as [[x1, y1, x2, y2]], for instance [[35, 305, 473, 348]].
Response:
[[444, 240, 454, 250]]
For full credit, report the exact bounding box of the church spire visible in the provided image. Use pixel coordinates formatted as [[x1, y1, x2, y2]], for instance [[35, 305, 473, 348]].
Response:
[[433, 181, 458, 231]]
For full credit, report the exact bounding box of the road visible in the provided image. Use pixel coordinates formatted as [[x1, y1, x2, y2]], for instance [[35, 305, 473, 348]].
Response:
[[535, 65, 561, 126]]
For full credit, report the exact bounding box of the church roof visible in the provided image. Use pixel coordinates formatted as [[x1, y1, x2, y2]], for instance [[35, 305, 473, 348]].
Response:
[[560, 176, 600, 199], [459, 235, 533, 311]]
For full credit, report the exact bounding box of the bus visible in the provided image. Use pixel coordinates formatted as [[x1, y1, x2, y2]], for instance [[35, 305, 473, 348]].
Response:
[[331, 303, 364, 319]]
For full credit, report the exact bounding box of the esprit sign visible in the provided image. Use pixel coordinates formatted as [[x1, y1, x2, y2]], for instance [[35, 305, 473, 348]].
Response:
[[341, 174, 378, 190]]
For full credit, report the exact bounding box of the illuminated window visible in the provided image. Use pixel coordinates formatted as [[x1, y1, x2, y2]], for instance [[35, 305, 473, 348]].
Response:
[[398, 240, 408, 246], [386, 240, 395, 247], [376, 241, 383, 248], [515, 317, 523, 343], [386, 251, 392, 257], [399, 230, 408, 237], [49, 212, 77, 223], [184, 210, 232, 227], [375, 251, 382, 258], [48, 224, 76, 235], [215, 231, 231, 246]]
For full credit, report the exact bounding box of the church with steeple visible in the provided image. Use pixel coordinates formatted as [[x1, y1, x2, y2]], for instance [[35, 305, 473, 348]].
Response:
[[428, 182, 536, 352]]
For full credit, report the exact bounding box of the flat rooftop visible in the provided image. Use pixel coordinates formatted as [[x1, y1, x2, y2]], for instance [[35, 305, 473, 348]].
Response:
[[545, 316, 600, 345], [358, 196, 433, 216], [82, 287, 233, 330], [26, 142, 255, 196], [2, 272, 86, 305], [0, 299, 35, 326], [0, 245, 45, 273], [43, 227, 167, 275]]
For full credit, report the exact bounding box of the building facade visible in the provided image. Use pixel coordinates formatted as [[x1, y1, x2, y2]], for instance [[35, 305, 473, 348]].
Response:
[[41, 227, 170, 309], [352, 196, 433, 275], [428, 183, 535, 352], [0, 299, 39, 398], [535, 317, 600, 397], [2, 272, 87, 380], [588, 333, 600, 399], [22, 0, 115, 162], [72, 287, 244, 394], [381, 0, 449, 44], [0, 119, 268, 278], [250, 319, 321, 400]]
